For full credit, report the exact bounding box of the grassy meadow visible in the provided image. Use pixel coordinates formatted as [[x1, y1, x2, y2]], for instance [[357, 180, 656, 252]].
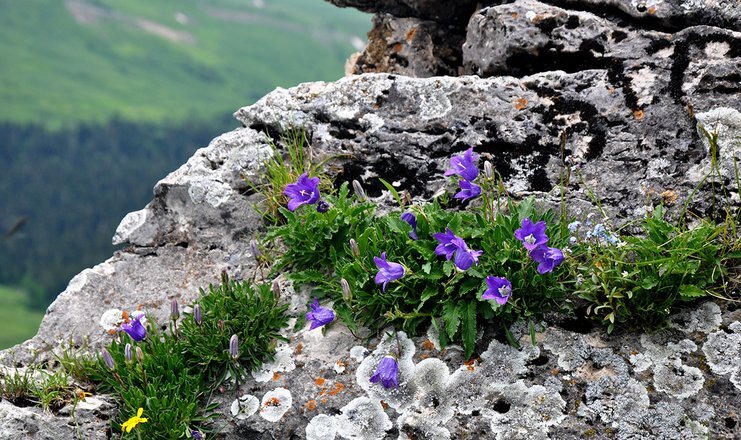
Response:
[[0, 285, 44, 350]]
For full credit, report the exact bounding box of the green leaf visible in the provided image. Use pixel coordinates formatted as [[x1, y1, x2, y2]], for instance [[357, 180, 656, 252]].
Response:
[[679, 284, 705, 298], [378, 178, 404, 207], [442, 302, 461, 341], [421, 262, 432, 275], [462, 301, 477, 359], [641, 276, 658, 290]]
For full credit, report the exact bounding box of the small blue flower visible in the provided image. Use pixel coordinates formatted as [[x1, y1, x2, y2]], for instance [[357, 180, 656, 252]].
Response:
[[444, 147, 479, 182], [433, 228, 459, 260], [401, 212, 418, 240], [284, 173, 320, 211], [434, 229, 482, 271], [190, 430, 203, 440], [374, 252, 405, 292], [369, 356, 399, 389], [316, 200, 330, 213], [567, 221, 581, 233], [529, 245, 564, 274], [306, 297, 335, 330], [514, 218, 549, 251], [482, 276, 512, 305], [454, 180, 481, 202], [121, 315, 147, 342]]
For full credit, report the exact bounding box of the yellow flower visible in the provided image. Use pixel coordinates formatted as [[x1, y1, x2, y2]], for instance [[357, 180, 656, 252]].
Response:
[[121, 407, 148, 433]]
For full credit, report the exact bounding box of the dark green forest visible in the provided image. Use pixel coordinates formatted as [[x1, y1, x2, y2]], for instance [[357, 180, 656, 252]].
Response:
[[0, 117, 235, 308]]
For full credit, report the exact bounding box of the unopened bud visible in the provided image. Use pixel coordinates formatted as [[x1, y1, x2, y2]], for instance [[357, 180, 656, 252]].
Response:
[[217, 320, 224, 332], [271, 279, 281, 299], [484, 160, 493, 179], [349, 238, 359, 257], [249, 239, 260, 259], [101, 348, 115, 370], [352, 180, 366, 201], [340, 278, 352, 303], [194, 304, 202, 326], [170, 299, 180, 321], [229, 334, 239, 360], [124, 343, 132, 362], [135, 346, 144, 363]]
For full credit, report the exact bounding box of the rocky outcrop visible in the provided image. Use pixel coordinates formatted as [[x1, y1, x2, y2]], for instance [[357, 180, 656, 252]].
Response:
[[2, 0, 740, 437]]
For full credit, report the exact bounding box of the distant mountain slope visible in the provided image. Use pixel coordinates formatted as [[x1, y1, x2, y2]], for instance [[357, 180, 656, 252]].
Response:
[[0, 0, 369, 126]]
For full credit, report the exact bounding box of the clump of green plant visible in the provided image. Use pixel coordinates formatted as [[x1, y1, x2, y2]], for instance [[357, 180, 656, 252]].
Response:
[[62, 276, 288, 439], [0, 366, 77, 412]]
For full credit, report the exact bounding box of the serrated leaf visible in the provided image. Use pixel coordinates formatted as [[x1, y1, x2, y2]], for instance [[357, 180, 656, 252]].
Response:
[[442, 302, 461, 341], [421, 262, 432, 275], [679, 284, 705, 298], [462, 301, 477, 359]]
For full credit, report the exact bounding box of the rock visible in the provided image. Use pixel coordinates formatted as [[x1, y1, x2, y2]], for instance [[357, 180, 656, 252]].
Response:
[[0, 398, 110, 439], [325, 0, 482, 24]]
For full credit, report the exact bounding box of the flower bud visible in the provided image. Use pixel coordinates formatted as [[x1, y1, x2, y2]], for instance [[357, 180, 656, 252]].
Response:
[[217, 320, 224, 332], [340, 278, 352, 303], [249, 239, 260, 259], [316, 200, 330, 213], [124, 343, 132, 363], [484, 160, 493, 179], [101, 348, 115, 370], [193, 304, 202, 326], [349, 239, 359, 258], [135, 346, 144, 363], [271, 279, 281, 300], [352, 180, 366, 201], [229, 334, 239, 360], [170, 299, 180, 321]]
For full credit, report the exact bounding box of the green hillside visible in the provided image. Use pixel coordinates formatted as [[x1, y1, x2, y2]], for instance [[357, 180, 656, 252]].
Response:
[[0, 0, 369, 127], [0, 285, 44, 350]]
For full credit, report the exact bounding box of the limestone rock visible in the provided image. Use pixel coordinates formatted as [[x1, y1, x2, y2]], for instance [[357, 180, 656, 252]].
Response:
[[325, 0, 483, 24]]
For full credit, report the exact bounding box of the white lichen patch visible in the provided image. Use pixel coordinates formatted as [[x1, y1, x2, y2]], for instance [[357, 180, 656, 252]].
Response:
[[704, 41, 731, 58], [349, 346, 367, 363], [668, 301, 722, 334], [335, 397, 392, 440], [358, 113, 385, 134], [356, 331, 417, 411], [396, 358, 455, 436], [653, 359, 704, 399], [486, 381, 566, 439], [98, 309, 124, 332], [646, 157, 672, 179], [629, 352, 653, 373], [543, 328, 591, 371], [702, 327, 741, 383], [579, 377, 649, 425], [694, 107, 741, 179], [259, 388, 292, 422], [306, 414, 338, 440], [251, 343, 295, 382], [230, 394, 259, 420], [627, 67, 657, 107]]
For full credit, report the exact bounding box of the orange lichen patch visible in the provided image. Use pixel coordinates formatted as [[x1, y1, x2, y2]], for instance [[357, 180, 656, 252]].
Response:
[[329, 382, 345, 396], [264, 397, 280, 407], [121, 310, 131, 323], [511, 12, 519, 19], [305, 400, 318, 411], [319, 388, 327, 396], [464, 359, 476, 372], [647, 6, 657, 15], [551, 368, 560, 376], [421, 339, 435, 351], [380, 401, 390, 410], [406, 27, 417, 42], [420, 353, 430, 360], [514, 97, 528, 110], [336, 360, 347, 369], [321, 397, 328, 405], [107, 329, 117, 335], [272, 372, 282, 381], [392, 43, 403, 54], [633, 109, 645, 120], [315, 377, 325, 387], [295, 343, 303, 355], [661, 190, 678, 205]]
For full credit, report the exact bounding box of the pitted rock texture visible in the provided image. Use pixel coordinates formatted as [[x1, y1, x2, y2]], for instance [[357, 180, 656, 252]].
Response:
[[326, 0, 483, 25]]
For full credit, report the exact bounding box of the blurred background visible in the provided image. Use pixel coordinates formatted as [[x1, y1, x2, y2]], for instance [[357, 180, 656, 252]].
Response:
[[0, 0, 370, 349]]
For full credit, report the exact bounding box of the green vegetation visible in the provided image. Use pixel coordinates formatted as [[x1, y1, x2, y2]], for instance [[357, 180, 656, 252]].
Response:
[[0, 0, 370, 127], [0, 285, 44, 349]]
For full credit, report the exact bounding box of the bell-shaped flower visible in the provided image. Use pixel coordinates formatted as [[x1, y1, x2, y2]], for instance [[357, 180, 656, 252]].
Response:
[[401, 212, 418, 240], [514, 218, 549, 251], [451, 237, 483, 271], [121, 314, 147, 342], [454, 180, 481, 202], [433, 228, 459, 260], [444, 147, 479, 182], [482, 276, 512, 305], [529, 245, 564, 274], [306, 297, 335, 330], [283, 173, 320, 211], [373, 252, 405, 292], [369, 355, 399, 389]]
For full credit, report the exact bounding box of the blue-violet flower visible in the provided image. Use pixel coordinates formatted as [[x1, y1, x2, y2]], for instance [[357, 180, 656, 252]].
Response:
[[229, 334, 239, 359], [514, 218, 549, 251], [121, 314, 147, 342], [316, 200, 330, 213], [454, 180, 481, 202], [433, 228, 459, 260], [369, 355, 399, 389], [482, 276, 512, 305], [401, 212, 418, 240], [444, 147, 479, 181], [434, 229, 482, 271], [283, 173, 320, 211], [306, 297, 335, 330], [529, 245, 564, 274], [373, 252, 405, 292]]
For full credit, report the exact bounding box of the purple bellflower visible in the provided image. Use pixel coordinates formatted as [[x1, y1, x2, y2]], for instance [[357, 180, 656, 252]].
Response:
[[529, 245, 565, 274], [434, 229, 482, 271], [482, 276, 512, 305], [284, 173, 320, 211], [306, 297, 335, 330], [374, 252, 405, 292], [401, 212, 418, 240], [369, 356, 399, 389], [444, 147, 479, 182], [121, 314, 147, 342], [454, 180, 481, 202], [514, 218, 549, 251], [316, 200, 330, 213]]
